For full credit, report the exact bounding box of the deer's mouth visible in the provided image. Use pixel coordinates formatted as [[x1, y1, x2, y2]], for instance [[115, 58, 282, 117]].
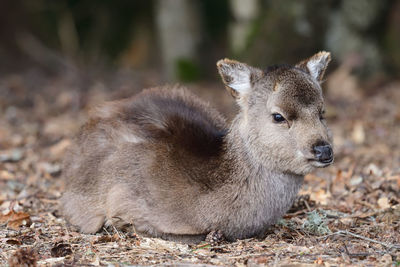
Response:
[[308, 157, 334, 168]]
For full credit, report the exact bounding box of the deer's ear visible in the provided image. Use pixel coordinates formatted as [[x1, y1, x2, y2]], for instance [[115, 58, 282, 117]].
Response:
[[217, 59, 263, 98], [296, 51, 331, 82]]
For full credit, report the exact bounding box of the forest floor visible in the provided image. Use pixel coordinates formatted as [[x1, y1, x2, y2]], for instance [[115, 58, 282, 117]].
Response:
[[0, 66, 400, 266]]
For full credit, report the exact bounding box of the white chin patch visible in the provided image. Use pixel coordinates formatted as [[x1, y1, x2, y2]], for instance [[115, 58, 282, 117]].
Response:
[[310, 160, 333, 168], [296, 150, 305, 158]]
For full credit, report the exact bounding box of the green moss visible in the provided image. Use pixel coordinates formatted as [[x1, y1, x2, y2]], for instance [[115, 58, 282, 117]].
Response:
[[175, 58, 201, 82], [302, 210, 331, 236]]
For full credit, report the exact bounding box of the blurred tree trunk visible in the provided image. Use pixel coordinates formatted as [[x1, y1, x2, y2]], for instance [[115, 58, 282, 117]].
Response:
[[325, 0, 388, 77], [229, 0, 259, 56], [155, 0, 201, 81]]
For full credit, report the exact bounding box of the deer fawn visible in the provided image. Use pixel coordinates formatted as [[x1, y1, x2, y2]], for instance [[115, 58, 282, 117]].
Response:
[[61, 52, 333, 243]]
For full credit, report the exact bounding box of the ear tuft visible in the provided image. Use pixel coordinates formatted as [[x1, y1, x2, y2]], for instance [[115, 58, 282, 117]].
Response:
[[297, 51, 331, 82], [217, 59, 255, 98]]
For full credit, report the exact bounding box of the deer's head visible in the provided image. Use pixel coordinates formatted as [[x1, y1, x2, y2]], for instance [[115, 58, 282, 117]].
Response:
[[217, 52, 333, 175]]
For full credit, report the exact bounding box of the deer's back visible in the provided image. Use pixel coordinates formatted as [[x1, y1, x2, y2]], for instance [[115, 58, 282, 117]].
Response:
[[63, 87, 228, 194]]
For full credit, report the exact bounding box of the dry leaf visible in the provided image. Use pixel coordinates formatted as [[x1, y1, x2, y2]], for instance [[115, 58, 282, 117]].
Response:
[[349, 176, 363, 186], [8, 248, 38, 267], [379, 254, 392, 265], [339, 217, 354, 226], [0, 210, 31, 230], [352, 121, 365, 144], [311, 189, 331, 205], [51, 242, 73, 257], [94, 234, 119, 244], [6, 239, 22, 245], [377, 205, 400, 224], [314, 257, 324, 265], [250, 256, 269, 264], [0, 170, 15, 180], [364, 163, 383, 176], [377, 197, 390, 210]]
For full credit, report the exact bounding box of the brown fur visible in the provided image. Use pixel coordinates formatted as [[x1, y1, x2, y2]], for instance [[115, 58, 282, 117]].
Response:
[[61, 52, 333, 243]]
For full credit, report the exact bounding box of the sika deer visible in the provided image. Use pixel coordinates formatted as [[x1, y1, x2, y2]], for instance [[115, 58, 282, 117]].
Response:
[[61, 52, 333, 243]]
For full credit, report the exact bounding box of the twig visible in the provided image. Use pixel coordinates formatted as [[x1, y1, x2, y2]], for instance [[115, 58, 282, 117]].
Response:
[[341, 230, 400, 249], [192, 243, 211, 251], [347, 252, 371, 258], [112, 224, 124, 240], [103, 227, 111, 236], [304, 200, 311, 212], [319, 230, 400, 250], [345, 163, 356, 180], [228, 253, 275, 259], [342, 242, 350, 255], [355, 199, 376, 210], [316, 231, 339, 240], [285, 210, 306, 218]]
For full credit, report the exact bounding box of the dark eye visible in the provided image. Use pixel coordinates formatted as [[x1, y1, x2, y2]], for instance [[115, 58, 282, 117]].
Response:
[[272, 113, 286, 123]]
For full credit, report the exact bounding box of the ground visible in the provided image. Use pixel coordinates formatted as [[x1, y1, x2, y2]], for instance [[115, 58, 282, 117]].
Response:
[[0, 67, 399, 266]]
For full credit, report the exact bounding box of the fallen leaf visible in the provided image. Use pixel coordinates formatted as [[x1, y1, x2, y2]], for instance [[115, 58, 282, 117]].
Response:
[[379, 254, 392, 265], [0, 210, 31, 230], [94, 234, 119, 244], [377, 205, 400, 223], [6, 239, 22, 245], [352, 121, 365, 144], [8, 247, 38, 267], [314, 257, 324, 265], [0, 170, 15, 180], [51, 242, 73, 257], [339, 217, 354, 226], [311, 189, 331, 205], [249, 256, 270, 264], [349, 176, 363, 186], [377, 197, 390, 210], [364, 163, 383, 176], [351, 211, 377, 219]]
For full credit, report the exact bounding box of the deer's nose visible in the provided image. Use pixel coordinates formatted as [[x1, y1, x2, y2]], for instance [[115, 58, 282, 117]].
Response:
[[313, 144, 333, 163]]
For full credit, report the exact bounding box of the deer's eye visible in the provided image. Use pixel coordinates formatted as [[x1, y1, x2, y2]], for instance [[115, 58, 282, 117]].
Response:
[[272, 113, 286, 123]]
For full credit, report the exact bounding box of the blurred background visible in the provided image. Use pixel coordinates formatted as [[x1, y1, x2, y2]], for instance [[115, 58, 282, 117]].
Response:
[[1, 0, 400, 82]]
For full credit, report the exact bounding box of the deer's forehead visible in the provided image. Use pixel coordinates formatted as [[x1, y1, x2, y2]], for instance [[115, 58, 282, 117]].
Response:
[[274, 72, 322, 107], [270, 74, 323, 120]]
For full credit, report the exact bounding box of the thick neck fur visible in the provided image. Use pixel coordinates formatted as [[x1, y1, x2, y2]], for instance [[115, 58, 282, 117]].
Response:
[[198, 112, 304, 240], [215, 112, 303, 184]]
